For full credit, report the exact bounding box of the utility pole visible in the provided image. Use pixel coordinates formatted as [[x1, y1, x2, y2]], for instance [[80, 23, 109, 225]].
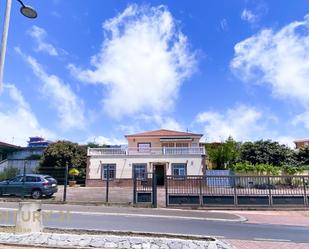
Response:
[[0, 0, 37, 93], [21, 160, 27, 200], [63, 161, 68, 202]]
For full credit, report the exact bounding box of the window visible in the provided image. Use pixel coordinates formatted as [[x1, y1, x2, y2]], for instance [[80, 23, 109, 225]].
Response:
[[10, 176, 23, 182], [172, 164, 187, 178], [162, 142, 174, 147], [133, 164, 147, 179], [138, 143, 151, 153], [25, 176, 41, 182], [102, 164, 116, 180], [176, 143, 189, 147]]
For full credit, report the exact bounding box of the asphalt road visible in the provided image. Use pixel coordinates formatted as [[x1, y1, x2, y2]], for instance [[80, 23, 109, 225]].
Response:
[[0, 207, 308, 243]]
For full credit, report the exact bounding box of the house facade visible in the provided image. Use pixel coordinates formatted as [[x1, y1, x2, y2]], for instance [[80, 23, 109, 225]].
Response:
[[294, 138, 309, 149], [86, 129, 206, 187]]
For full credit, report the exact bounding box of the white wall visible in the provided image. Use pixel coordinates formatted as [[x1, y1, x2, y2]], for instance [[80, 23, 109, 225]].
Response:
[[88, 156, 204, 179]]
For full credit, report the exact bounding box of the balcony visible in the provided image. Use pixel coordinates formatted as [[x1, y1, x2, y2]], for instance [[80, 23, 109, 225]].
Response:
[[88, 147, 205, 156]]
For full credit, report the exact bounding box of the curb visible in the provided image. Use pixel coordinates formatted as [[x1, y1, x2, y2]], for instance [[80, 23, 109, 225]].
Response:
[[0, 207, 246, 223]]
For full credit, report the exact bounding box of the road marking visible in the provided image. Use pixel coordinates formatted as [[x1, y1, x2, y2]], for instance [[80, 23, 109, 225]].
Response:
[[0, 207, 241, 222], [213, 235, 225, 239], [254, 238, 291, 242]]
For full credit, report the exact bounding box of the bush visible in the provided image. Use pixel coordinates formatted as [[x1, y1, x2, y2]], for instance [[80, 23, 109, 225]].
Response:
[[0, 166, 20, 181], [69, 168, 80, 181], [230, 162, 280, 175]]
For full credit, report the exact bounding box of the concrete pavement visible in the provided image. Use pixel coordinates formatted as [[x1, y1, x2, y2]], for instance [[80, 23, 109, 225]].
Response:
[[0, 203, 307, 243], [0, 203, 308, 248], [0, 202, 245, 222]]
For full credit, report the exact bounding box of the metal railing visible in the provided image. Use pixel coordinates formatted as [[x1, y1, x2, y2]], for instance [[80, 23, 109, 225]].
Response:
[[166, 175, 309, 207], [88, 147, 205, 156]]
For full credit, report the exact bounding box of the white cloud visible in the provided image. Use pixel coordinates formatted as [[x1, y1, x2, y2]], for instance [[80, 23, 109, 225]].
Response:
[[220, 19, 228, 31], [196, 105, 266, 142], [231, 14, 309, 130], [232, 14, 309, 104], [241, 9, 258, 23], [293, 111, 309, 130], [16, 48, 85, 131], [0, 84, 54, 146], [275, 136, 296, 148], [84, 136, 125, 145], [136, 114, 183, 131], [69, 4, 196, 118], [28, 26, 59, 56]]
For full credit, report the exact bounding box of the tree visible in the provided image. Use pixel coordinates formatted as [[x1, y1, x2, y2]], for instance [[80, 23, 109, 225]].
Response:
[[39, 141, 87, 183], [87, 142, 111, 148], [205, 137, 240, 169], [294, 146, 309, 166], [239, 140, 292, 166]]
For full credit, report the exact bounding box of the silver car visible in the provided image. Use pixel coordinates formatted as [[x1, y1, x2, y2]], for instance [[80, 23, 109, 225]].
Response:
[[0, 174, 58, 199]]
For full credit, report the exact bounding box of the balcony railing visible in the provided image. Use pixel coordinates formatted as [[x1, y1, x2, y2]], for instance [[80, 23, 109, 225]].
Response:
[[88, 147, 205, 156]]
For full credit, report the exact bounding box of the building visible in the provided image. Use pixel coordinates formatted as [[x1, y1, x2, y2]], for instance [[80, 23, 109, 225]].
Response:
[[0, 141, 20, 162], [294, 138, 309, 149], [86, 129, 206, 187], [27, 136, 52, 148], [0, 137, 52, 173]]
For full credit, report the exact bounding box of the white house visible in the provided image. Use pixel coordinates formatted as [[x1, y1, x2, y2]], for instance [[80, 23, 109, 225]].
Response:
[[86, 129, 206, 187]]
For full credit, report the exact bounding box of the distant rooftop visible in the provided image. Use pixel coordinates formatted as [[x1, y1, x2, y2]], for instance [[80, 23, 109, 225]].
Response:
[[0, 141, 20, 149], [28, 137, 52, 148], [125, 129, 203, 138], [294, 138, 309, 143]]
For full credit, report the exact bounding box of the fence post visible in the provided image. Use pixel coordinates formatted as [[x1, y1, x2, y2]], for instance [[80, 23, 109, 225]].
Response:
[[63, 161, 68, 202], [199, 176, 203, 206], [133, 173, 136, 204], [268, 176, 272, 206], [233, 175, 238, 207], [165, 175, 168, 207], [106, 165, 109, 203], [152, 172, 157, 208], [303, 176, 308, 207], [22, 160, 27, 200]]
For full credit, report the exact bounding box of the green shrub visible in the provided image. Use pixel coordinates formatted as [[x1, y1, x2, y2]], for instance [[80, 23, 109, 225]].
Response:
[[0, 166, 20, 181], [230, 162, 280, 175], [69, 168, 80, 181]]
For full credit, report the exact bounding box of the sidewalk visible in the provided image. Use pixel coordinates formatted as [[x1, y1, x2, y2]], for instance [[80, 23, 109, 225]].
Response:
[[227, 240, 309, 249], [225, 210, 309, 227]]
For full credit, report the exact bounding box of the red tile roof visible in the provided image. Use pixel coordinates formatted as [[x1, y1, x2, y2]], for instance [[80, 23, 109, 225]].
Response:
[[294, 138, 309, 143], [125, 129, 203, 138]]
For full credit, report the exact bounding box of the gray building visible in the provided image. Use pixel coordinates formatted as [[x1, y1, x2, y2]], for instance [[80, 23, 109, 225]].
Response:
[[0, 137, 52, 174]]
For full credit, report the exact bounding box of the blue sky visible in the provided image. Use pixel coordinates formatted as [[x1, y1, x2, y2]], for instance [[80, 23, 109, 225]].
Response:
[[1, 0, 309, 146]]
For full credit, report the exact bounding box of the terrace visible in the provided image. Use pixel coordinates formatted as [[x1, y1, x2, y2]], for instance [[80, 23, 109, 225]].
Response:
[[87, 147, 206, 156]]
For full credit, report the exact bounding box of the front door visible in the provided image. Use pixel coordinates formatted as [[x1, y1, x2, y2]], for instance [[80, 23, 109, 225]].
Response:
[[154, 164, 165, 186]]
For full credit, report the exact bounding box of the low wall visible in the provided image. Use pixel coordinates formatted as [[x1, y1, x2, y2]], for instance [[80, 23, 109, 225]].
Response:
[[86, 178, 133, 187]]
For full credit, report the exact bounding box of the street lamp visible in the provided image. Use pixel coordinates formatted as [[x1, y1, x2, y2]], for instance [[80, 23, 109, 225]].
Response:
[[17, 0, 37, 19], [0, 0, 37, 93]]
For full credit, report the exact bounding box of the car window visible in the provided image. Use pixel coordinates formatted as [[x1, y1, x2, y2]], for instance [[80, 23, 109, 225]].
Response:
[[45, 176, 56, 182], [10, 176, 23, 182], [25, 176, 38, 182]]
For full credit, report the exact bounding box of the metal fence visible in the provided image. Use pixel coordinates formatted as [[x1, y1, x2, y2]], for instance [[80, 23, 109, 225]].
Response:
[[166, 175, 309, 207]]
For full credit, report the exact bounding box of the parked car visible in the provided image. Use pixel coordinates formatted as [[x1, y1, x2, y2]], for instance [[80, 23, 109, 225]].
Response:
[[0, 174, 58, 199]]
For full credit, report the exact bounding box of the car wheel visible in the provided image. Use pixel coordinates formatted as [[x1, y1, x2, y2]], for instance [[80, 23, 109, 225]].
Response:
[[31, 190, 42, 199]]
